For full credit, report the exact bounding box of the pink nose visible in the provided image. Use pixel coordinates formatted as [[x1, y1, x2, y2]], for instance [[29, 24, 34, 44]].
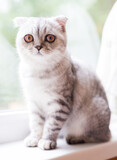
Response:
[[35, 45, 42, 51]]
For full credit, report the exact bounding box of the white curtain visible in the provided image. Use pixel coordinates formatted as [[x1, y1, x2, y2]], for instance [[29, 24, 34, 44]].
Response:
[[97, 2, 117, 113], [57, 3, 100, 70]]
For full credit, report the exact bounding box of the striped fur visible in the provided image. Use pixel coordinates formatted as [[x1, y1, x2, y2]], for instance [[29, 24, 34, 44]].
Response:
[[15, 16, 111, 150]]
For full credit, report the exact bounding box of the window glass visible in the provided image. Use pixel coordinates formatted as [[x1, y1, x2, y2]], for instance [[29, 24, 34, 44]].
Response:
[[0, 0, 116, 110]]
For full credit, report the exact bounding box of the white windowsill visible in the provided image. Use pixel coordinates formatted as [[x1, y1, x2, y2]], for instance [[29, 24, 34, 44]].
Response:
[[1, 120, 117, 160], [0, 112, 117, 160], [0, 110, 29, 143], [1, 136, 117, 160]]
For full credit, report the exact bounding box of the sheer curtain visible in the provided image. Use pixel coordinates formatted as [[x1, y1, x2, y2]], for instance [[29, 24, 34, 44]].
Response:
[[97, 2, 117, 113], [57, 3, 100, 70]]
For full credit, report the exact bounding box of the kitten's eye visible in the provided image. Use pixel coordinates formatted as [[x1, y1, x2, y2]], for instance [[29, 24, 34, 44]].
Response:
[[24, 34, 34, 43], [45, 34, 56, 43]]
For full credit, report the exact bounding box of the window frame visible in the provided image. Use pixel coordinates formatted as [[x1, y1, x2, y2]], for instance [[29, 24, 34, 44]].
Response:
[[0, 110, 29, 143]]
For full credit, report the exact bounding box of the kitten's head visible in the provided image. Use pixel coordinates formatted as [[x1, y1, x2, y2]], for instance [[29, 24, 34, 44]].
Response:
[[14, 16, 68, 63]]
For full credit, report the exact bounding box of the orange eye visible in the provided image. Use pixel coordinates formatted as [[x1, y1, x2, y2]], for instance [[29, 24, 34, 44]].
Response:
[[45, 34, 56, 43], [24, 34, 34, 43]]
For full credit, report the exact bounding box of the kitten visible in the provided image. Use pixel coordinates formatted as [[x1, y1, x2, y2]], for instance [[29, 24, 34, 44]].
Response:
[[14, 16, 111, 150]]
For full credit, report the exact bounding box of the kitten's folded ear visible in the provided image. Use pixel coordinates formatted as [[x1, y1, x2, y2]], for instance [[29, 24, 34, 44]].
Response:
[[55, 15, 68, 32], [13, 17, 28, 27]]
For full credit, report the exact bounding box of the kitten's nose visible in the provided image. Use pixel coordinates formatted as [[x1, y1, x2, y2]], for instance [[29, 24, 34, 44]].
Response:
[[35, 45, 42, 51]]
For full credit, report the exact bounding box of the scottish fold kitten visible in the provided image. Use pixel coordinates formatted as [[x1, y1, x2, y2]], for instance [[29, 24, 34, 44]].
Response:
[[14, 16, 111, 150]]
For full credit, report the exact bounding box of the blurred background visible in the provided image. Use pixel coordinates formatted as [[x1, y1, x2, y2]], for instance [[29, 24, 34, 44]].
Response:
[[0, 0, 116, 110]]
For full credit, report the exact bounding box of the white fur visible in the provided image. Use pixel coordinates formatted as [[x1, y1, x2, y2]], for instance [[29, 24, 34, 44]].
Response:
[[15, 16, 110, 149]]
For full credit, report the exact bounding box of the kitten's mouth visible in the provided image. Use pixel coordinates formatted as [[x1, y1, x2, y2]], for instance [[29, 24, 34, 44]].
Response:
[[32, 51, 42, 56], [37, 51, 42, 56]]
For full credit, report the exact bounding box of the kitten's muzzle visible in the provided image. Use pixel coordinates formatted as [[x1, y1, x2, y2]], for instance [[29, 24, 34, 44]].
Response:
[[35, 45, 43, 51]]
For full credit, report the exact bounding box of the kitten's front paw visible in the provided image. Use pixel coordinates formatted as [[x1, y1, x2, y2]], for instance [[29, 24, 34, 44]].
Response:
[[38, 139, 56, 150], [24, 135, 39, 147]]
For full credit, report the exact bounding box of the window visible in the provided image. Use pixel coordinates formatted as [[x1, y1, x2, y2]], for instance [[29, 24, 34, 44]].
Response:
[[0, 0, 116, 147], [1, 0, 115, 111]]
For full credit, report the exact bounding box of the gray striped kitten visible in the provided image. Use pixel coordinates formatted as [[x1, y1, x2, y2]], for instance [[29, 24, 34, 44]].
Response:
[[14, 16, 111, 150]]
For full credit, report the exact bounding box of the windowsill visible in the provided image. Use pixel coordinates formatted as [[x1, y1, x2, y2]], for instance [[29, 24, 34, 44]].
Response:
[[1, 122, 117, 160], [0, 112, 117, 160], [1, 138, 117, 160]]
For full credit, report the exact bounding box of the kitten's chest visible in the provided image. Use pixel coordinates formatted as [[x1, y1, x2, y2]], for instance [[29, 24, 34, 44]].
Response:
[[21, 73, 57, 102]]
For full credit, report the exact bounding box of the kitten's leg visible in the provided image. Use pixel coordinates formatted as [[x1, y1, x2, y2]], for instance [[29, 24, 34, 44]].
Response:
[[66, 130, 111, 144], [66, 135, 85, 144], [83, 129, 111, 143], [66, 97, 111, 145], [38, 101, 71, 150], [24, 103, 45, 147], [83, 97, 111, 143], [25, 112, 44, 147]]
